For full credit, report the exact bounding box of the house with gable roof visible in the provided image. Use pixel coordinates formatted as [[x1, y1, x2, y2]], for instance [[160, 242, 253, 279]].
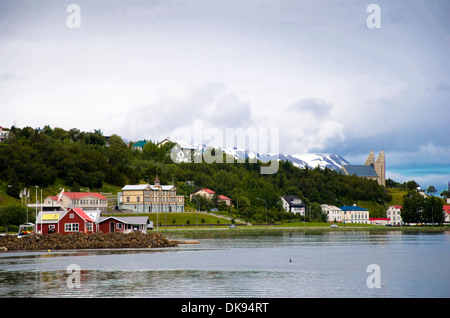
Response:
[[281, 196, 305, 215], [36, 208, 152, 235], [98, 216, 152, 233], [36, 208, 95, 235], [386, 205, 403, 226], [41, 191, 108, 213]]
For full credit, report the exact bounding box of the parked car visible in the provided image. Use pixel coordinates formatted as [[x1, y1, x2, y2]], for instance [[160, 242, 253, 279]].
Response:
[[330, 224, 339, 228]]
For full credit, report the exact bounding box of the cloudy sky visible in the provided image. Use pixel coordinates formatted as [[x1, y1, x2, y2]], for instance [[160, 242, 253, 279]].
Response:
[[1, 0, 449, 192]]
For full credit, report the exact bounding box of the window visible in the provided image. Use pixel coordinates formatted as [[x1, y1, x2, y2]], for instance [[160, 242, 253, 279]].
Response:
[[65, 223, 79, 232], [87, 223, 93, 231], [70, 213, 74, 218], [116, 223, 123, 229], [126, 197, 130, 203]]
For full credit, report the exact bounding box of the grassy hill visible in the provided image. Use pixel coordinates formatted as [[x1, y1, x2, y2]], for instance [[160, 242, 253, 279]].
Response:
[[0, 125, 405, 224]]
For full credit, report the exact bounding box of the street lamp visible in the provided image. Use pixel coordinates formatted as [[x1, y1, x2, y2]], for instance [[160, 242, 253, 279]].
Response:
[[256, 198, 267, 230]]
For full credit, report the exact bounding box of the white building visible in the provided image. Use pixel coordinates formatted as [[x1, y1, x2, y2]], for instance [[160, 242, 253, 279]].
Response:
[[281, 196, 305, 215], [340, 205, 370, 224], [0, 127, 9, 142], [386, 205, 403, 226], [321, 204, 343, 223]]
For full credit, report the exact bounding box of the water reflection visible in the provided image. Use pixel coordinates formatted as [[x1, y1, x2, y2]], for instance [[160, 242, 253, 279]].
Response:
[[0, 232, 449, 297]]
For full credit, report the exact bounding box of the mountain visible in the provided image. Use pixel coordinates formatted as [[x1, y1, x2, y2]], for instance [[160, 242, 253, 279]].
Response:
[[167, 138, 351, 171]]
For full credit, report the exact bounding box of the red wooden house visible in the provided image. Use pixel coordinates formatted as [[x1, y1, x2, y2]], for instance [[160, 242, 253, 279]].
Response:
[[97, 216, 152, 234], [36, 208, 94, 235]]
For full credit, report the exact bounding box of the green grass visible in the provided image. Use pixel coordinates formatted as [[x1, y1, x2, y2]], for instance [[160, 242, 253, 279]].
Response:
[[386, 188, 408, 206], [104, 212, 237, 226]]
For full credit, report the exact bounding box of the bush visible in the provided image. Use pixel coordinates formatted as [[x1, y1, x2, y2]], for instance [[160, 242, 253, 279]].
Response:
[[0, 205, 30, 227]]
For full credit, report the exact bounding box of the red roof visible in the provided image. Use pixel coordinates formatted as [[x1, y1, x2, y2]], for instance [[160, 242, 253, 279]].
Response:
[[69, 208, 94, 222], [63, 192, 107, 200], [443, 205, 450, 214], [370, 218, 390, 221], [218, 195, 231, 200], [201, 188, 215, 194], [390, 205, 402, 209]]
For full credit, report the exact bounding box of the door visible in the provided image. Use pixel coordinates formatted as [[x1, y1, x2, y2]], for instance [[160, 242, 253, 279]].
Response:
[[110, 221, 115, 233]]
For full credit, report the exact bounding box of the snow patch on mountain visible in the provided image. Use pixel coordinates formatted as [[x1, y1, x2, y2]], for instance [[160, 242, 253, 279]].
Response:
[[165, 138, 350, 171]]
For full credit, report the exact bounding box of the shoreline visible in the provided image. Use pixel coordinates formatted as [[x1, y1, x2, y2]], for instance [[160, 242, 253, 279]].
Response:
[[157, 224, 450, 234], [1, 225, 448, 252], [0, 231, 176, 251]]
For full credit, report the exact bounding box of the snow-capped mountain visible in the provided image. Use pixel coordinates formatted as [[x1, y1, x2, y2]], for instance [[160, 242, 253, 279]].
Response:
[[166, 138, 350, 171]]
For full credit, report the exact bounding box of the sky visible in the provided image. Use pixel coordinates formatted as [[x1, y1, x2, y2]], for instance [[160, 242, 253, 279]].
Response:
[[1, 0, 449, 193]]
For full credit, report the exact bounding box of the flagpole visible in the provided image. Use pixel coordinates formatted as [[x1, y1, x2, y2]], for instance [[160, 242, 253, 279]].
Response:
[[40, 189, 43, 235]]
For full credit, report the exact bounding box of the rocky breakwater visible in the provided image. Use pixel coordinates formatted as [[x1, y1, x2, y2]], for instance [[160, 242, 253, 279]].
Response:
[[0, 232, 177, 251]]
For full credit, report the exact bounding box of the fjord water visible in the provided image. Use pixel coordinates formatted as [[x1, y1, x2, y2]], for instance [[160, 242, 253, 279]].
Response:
[[0, 231, 449, 297]]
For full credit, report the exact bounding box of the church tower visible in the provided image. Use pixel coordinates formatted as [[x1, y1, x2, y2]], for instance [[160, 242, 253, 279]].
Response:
[[374, 149, 385, 186], [364, 149, 375, 166]]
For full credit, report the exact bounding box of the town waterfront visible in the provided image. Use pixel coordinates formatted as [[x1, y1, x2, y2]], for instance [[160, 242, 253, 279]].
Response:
[[0, 231, 449, 298]]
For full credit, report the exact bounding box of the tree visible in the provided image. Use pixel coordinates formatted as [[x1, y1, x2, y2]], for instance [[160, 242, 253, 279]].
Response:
[[309, 202, 327, 222], [425, 185, 437, 196], [406, 180, 420, 191], [0, 205, 29, 227], [401, 191, 445, 225], [440, 190, 450, 199], [401, 192, 424, 224], [422, 196, 445, 225]]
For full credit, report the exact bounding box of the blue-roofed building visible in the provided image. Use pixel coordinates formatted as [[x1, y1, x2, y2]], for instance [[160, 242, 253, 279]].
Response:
[[340, 205, 369, 224]]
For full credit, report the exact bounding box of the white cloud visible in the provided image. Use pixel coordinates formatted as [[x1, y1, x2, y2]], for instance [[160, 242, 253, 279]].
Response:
[[0, 0, 449, 188]]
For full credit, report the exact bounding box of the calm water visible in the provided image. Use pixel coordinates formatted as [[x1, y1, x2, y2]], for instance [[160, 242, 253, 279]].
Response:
[[0, 231, 449, 298]]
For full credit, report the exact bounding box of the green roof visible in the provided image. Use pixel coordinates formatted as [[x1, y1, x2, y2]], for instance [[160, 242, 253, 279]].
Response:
[[133, 140, 147, 147]]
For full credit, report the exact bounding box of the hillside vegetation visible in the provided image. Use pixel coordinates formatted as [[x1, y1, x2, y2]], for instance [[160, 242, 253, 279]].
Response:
[[0, 125, 396, 223]]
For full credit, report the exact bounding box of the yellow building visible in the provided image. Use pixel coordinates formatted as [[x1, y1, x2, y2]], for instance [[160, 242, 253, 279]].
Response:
[[118, 176, 185, 213]]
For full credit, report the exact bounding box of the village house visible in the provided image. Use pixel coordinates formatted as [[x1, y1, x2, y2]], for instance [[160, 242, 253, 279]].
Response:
[[386, 205, 403, 226], [132, 140, 148, 151], [118, 176, 185, 213], [190, 188, 233, 207], [443, 205, 450, 223], [36, 208, 95, 235], [97, 216, 152, 234], [0, 126, 9, 142], [42, 191, 109, 213], [340, 205, 370, 224], [35, 208, 151, 235], [218, 195, 232, 206], [321, 204, 342, 223], [281, 196, 306, 215], [190, 188, 216, 201]]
